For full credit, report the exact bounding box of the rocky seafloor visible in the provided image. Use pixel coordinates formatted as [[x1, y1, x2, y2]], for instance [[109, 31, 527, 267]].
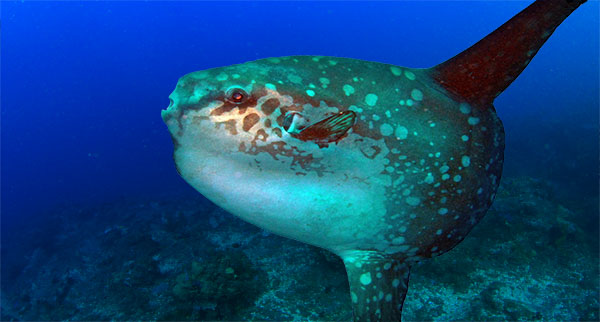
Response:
[[1, 176, 598, 321]]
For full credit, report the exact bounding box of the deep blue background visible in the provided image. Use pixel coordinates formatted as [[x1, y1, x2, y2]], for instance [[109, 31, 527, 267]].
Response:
[[2, 1, 598, 228]]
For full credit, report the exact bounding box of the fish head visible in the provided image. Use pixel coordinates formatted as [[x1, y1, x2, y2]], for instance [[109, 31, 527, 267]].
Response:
[[162, 57, 390, 253]]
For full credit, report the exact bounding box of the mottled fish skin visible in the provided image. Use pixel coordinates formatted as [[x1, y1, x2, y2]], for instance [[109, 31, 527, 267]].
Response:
[[162, 0, 586, 320], [162, 56, 503, 261]]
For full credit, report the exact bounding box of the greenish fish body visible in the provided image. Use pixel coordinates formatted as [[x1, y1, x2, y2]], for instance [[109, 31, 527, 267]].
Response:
[[162, 56, 502, 258], [162, 1, 586, 320]]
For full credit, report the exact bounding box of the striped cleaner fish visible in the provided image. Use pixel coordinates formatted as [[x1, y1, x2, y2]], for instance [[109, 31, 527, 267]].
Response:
[[161, 0, 587, 320]]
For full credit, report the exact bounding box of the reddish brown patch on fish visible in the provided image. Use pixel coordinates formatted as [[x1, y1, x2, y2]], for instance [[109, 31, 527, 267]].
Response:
[[238, 133, 327, 176], [358, 141, 382, 160], [264, 118, 272, 128], [272, 128, 282, 138], [211, 102, 238, 116], [210, 88, 266, 116], [352, 119, 383, 140], [242, 113, 260, 132], [192, 115, 210, 123], [262, 98, 280, 115], [217, 119, 238, 135], [255, 129, 269, 142], [238, 142, 246, 152]]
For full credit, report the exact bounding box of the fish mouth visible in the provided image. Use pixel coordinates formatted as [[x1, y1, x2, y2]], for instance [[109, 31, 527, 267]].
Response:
[[161, 98, 180, 123], [161, 108, 174, 123]]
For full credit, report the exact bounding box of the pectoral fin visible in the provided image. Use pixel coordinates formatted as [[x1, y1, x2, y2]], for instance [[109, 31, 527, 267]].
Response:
[[292, 111, 356, 145]]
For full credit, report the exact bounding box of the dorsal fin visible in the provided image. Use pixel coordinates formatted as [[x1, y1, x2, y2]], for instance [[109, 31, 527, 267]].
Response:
[[431, 0, 587, 107]]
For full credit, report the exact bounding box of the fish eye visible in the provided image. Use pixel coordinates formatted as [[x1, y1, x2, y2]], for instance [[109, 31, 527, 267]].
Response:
[[226, 88, 248, 104]]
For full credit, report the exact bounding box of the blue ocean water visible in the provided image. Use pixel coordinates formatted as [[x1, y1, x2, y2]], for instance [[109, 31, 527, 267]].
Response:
[[2, 1, 598, 321]]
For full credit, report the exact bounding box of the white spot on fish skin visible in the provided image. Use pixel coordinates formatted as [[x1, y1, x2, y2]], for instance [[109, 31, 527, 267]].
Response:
[[406, 196, 420, 206], [440, 165, 449, 173], [384, 263, 392, 270], [385, 294, 393, 302], [424, 173, 434, 184], [306, 89, 315, 97], [216, 72, 228, 81], [453, 175, 462, 182], [376, 272, 382, 279], [380, 123, 394, 136], [392, 236, 405, 244], [392, 279, 400, 287], [459, 103, 471, 114], [461, 156, 471, 167], [360, 273, 372, 285], [390, 66, 403, 76], [287, 74, 302, 84], [461, 135, 469, 142], [436, 229, 443, 235], [265, 83, 277, 90], [411, 89, 423, 101], [395, 126, 408, 140], [406, 99, 414, 106], [404, 70, 416, 80], [351, 292, 358, 303], [442, 174, 450, 180], [343, 84, 355, 96], [438, 208, 448, 215], [468, 117, 480, 125], [349, 105, 363, 113], [365, 93, 378, 106]]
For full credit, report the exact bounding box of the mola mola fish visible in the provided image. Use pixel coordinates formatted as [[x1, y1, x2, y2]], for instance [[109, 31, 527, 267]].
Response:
[[162, 0, 586, 320]]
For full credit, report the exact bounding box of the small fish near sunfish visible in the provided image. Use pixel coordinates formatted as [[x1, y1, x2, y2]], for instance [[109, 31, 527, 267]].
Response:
[[161, 0, 587, 320]]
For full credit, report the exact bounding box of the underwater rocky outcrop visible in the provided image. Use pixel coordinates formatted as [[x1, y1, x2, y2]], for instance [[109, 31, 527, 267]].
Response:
[[1, 176, 598, 321]]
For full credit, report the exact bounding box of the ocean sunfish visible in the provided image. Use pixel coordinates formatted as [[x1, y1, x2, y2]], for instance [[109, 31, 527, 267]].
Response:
[[161, 0, 586, 320]]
